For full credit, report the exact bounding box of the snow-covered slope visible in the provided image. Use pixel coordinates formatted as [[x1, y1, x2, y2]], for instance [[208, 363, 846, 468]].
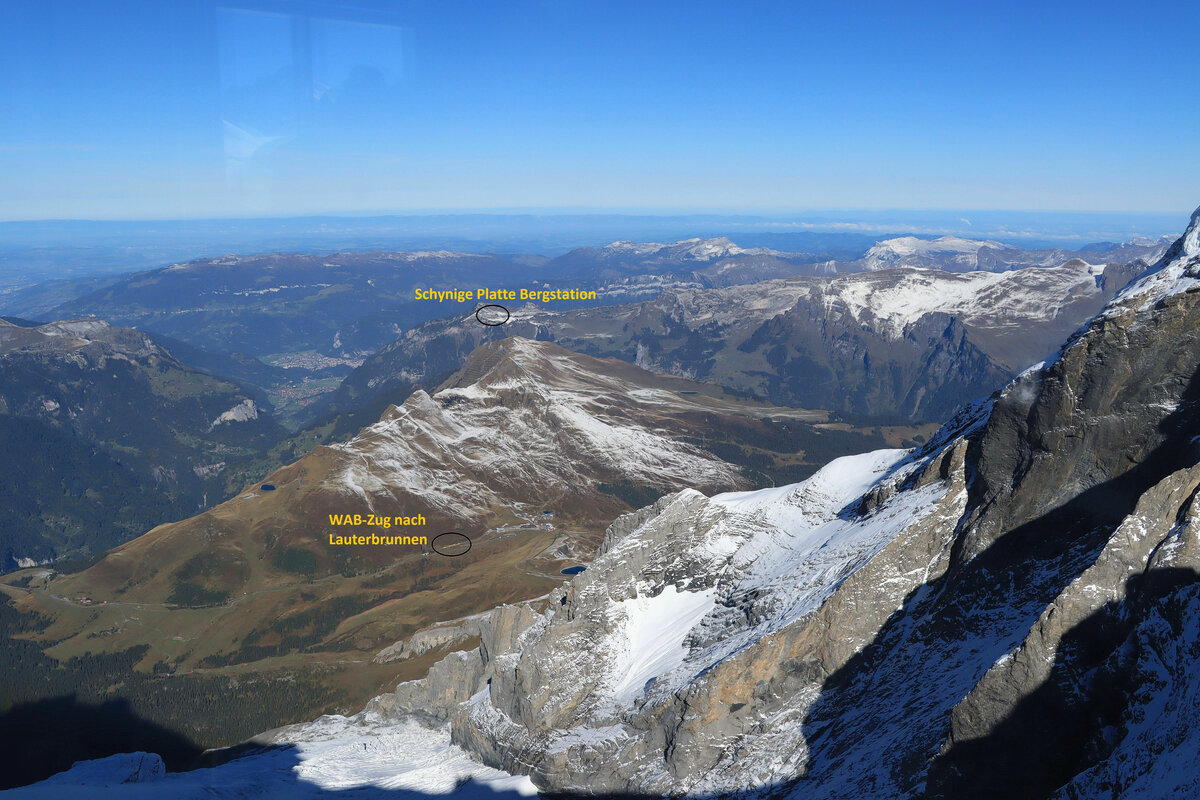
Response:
[[442, 430, 972, 794], [1105, 205, 1200, 313], [3, 718, 535, 799], [329, 337, 752, 520], [855, 233, 1171, 273]]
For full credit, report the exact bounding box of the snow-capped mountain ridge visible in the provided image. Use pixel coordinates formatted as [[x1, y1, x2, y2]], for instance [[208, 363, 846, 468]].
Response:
[[598, 236, 781, 261], [1109, 204, 1200, 313], [329, 338, 752, 519], [811, 260, 1107, 339], [860, 234, 1016, 272], [856, 232, 1170, 274]]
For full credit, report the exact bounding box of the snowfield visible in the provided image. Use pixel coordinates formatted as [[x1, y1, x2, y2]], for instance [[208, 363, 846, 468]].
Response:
[[3, 717, 535, 799]]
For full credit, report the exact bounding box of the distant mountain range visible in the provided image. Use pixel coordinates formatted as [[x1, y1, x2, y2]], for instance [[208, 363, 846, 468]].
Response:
[[0, 231, 1166, 569], [0, 232, 1167, 426], [329, 256, 1152, 427], [2, 210, 1178, 291], [853, 233, 1170, 272]]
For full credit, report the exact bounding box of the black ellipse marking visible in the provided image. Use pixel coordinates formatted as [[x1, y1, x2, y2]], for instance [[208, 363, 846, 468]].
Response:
[[475, 304, 510, 326], [431, 531, 472, 557]]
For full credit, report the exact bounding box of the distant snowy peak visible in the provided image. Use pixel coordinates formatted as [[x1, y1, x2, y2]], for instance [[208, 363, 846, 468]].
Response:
[[825, 260, 1106, 339], [860, 235, 1015, 271], [664, 236, 769, 260], [1107, 205, 1200, 314], [599, 236, 779, 262]]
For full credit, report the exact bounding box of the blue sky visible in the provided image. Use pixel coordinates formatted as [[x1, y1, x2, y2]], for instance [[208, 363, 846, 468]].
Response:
[[1, 0, 1197, 221]]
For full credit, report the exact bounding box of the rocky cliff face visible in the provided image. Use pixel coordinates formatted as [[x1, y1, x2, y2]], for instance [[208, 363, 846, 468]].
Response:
[[368, 208, 1200, 797]]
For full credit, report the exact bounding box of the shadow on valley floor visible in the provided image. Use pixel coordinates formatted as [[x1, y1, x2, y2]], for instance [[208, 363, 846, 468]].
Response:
[[0, 741, 542, 799], [792, 359, 1200, 798], [0, 695, 203, 790]]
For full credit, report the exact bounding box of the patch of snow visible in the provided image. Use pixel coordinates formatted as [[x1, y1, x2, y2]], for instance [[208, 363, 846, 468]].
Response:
[[37, 319, 111, 338], [713, 448, 907, 523], [601, 240, 664, 256], [609, 585, 718, 705], [6, 719, 535, 799], [23, 752, 165, 789]]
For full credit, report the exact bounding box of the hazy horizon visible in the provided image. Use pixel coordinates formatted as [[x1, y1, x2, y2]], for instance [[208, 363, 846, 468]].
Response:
[[1, 207, 1189, 294]]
